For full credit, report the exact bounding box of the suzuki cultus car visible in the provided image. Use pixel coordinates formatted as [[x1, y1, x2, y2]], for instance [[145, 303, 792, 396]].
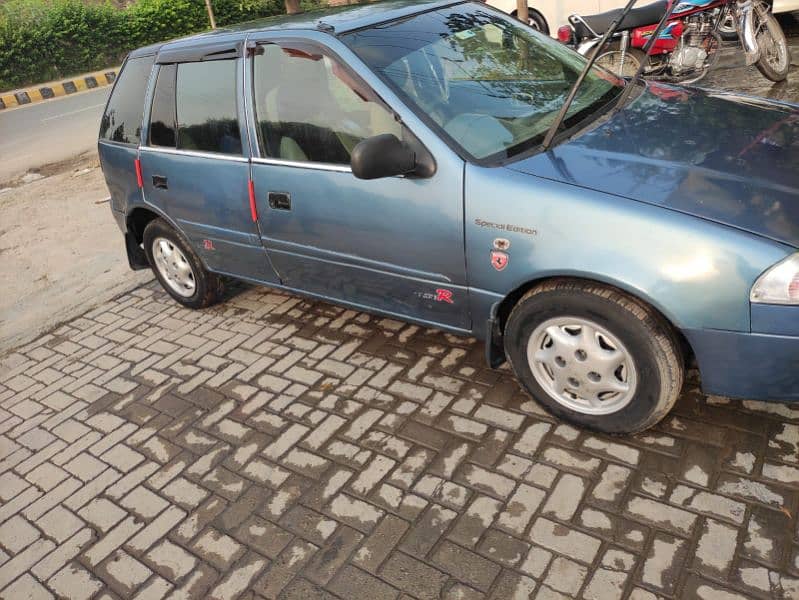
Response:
[[99, 0, 799, 433]]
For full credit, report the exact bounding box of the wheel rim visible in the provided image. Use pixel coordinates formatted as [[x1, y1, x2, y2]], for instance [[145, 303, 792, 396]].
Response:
[[756, 11, 789, 73], [527, 16, 541, 31], [596, 51, 642, 78], [152, 237, 196, 298], [526, 317, 638, 415]]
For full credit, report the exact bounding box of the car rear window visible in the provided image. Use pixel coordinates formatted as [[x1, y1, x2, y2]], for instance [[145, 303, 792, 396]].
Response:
[[174, 60, 242, 155], [99, 55, 155, 145]]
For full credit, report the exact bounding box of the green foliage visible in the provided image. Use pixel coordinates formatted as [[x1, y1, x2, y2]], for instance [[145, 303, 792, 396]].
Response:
[[0, 0, 323, 90]]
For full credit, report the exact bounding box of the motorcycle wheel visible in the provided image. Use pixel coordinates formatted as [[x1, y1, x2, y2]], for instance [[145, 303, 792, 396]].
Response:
[[594, 45, 648, 78], [754, 5, 791, 82]]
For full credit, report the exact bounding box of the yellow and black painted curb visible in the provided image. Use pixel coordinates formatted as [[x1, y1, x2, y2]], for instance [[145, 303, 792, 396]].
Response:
[[0, 67, 120, 110]]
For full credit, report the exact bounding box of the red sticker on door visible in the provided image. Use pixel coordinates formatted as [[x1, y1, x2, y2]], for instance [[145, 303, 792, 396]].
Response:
[[491, 251, 509, 271]]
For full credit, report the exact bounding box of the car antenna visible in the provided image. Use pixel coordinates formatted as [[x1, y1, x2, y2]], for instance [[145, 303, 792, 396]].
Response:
[[542, 0, 642, 151]]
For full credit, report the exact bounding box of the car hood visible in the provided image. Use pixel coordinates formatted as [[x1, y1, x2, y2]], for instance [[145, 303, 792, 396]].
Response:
[[508, 83, 799, 248]]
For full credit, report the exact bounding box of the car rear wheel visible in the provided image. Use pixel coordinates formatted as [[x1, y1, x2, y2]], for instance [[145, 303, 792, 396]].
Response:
[[504, 279, 684, 434], [143, 218, 223, 309]]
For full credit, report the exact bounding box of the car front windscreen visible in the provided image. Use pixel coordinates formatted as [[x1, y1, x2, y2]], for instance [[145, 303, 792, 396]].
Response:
[[342, 3, 624, 162]]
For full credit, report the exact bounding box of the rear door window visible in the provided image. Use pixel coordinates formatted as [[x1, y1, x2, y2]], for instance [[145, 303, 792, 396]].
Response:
[[100, 55, 155, 145], [175, 60, 242, 154]]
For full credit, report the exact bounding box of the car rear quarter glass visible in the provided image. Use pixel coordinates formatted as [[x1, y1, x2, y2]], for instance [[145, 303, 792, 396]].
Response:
[[99, 55, 155, 145], [175, 60, 242, 154], [149, 64, 177, 147]]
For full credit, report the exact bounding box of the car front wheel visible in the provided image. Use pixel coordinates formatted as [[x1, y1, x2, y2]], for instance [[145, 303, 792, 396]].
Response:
[[504, 279, 684, 434], [143, 218, 223, 309]]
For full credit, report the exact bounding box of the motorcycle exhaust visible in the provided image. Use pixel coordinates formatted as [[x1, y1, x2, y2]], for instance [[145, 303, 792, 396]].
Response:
[[737, 0, 761, 66]]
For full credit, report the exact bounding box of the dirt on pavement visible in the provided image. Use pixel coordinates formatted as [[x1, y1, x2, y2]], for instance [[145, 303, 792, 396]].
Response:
[[0, 153, 151, 353]]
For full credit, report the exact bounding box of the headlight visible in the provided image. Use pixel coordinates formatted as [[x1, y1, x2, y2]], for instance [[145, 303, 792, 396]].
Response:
[[751, 253, 799, 305]]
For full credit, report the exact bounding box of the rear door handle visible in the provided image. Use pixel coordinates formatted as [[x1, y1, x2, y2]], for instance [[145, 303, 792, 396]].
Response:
[[268, 192, 291, 210], [152, 175, 168, 189]]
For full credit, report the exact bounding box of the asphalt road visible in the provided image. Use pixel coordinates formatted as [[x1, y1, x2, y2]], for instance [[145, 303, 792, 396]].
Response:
[[0, 86, 110, 183]]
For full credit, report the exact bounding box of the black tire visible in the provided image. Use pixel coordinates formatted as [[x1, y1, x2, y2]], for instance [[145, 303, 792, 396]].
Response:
[[142, 218, 223, 309], [754, 10, 791, 82], [513, 7, 550, 35], [504, 279, 684, 434]]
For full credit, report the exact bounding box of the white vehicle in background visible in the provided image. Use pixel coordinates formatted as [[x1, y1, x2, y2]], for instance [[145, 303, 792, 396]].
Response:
[[486, 0, 798, 36]]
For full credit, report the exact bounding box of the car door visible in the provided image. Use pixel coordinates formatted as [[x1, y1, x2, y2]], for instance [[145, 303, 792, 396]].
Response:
[[247, 37, 470, 331], [139, 52, 279, 285]]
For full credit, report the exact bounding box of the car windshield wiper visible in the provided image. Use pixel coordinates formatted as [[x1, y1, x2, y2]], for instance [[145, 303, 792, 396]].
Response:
[[541, 0, 677, 150]]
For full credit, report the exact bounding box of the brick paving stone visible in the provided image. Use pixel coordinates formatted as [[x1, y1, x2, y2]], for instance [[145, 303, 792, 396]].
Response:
[[431, 540, 500, 592], [0, 515, 40, 553], [3, 261, 799, 599]]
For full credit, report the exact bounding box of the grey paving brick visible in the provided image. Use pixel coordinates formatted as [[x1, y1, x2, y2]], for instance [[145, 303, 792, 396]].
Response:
[[4, 271, 799, 600]]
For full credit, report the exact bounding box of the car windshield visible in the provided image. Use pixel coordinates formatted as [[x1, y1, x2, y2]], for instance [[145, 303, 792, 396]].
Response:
[[342, 3, 624, 162]]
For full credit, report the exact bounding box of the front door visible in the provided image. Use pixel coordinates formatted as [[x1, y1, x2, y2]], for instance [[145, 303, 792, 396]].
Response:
[[140, 58, 279, 285], [248, 39, 469, 330]]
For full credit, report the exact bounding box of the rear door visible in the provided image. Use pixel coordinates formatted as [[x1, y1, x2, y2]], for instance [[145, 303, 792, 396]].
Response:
[[140, 55, 279, 284]]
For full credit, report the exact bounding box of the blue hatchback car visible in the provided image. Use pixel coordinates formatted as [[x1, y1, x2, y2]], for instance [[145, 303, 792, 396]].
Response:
[[98, 0, 799, 433]]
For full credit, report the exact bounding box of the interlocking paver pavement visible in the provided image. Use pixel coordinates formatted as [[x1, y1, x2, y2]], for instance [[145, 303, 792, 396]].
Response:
[[1, 282, 799, 600]]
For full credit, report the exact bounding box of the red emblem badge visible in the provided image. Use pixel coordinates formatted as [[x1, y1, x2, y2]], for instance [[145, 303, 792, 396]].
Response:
[[203, 239, 215, 251], [491, 251, 509, 271], [435, 289, 454, 304]]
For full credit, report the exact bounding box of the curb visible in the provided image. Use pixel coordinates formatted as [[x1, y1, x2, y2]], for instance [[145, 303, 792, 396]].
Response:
[[0, 67, 120, 110]]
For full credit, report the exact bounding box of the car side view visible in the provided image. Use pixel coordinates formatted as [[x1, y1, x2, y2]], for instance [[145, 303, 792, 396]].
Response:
[[98, 0, 799, 434]]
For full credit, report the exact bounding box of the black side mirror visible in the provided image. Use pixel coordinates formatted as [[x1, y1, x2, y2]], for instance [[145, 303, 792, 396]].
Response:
[[351, 134, 434, 180]]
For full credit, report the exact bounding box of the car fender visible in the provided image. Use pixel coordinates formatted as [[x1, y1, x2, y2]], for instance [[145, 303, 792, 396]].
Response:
[[465, 164, 793, 335]]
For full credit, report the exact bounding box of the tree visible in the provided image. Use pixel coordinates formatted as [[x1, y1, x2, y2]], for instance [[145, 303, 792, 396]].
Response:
[[516, 0, 528, 23], [205, 0, 216, 28], [285, 0, 301, 14]]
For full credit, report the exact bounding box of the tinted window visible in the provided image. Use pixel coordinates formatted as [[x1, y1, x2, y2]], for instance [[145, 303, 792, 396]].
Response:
[[176, 60, 242, 154], [100, 55, 155, 145], [253, 42, 401, 164], [149, 64, 177, 147]]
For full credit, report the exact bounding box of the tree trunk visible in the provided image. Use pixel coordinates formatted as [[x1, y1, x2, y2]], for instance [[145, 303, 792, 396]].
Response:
[[516, 0, 528, 23], [285, 0, 301, 14], [204, 0, 217, 29]]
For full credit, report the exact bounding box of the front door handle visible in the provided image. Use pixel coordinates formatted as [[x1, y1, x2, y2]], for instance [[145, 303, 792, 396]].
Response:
[[152, 175, 168, 189], [268, 192, 291, 211]]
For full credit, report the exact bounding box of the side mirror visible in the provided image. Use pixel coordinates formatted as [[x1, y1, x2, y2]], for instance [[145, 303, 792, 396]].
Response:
[[351, 134, 434, 180]]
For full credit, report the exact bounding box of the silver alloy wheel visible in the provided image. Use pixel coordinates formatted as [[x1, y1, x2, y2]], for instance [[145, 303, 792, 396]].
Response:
[[526, 317, 638, 415], [152, 237, 196, 298]]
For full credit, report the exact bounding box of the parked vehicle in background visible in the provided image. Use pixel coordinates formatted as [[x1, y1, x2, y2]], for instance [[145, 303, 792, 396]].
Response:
[[559, 0, 790, 83], [487, 0, 799, 36], [99, 0, 799, 434]]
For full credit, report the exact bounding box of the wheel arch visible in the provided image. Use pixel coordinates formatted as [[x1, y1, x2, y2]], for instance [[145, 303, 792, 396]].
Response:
[[490, 275, 694, 367], [127, 206, 161, 244]]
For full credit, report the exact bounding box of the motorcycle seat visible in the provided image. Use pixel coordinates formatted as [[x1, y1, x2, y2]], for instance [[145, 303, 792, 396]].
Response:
[[571, 0, 669, 39]]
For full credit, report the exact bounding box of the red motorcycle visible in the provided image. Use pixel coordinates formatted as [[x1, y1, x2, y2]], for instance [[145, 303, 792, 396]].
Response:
[[558, 0, 790, 84]]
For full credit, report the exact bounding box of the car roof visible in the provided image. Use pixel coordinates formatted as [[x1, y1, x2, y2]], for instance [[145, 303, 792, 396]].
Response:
[[129, 0, 465, 59]]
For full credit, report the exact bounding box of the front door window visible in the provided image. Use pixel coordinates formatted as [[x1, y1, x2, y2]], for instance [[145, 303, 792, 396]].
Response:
[[252, 41, 402, 164]]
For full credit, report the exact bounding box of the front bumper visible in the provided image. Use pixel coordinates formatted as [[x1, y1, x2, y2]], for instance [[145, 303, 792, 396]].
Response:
[[683, 305, 799, 402]]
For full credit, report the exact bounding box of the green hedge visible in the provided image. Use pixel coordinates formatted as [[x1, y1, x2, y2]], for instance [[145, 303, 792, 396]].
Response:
[[0, 0, 321, 90]]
